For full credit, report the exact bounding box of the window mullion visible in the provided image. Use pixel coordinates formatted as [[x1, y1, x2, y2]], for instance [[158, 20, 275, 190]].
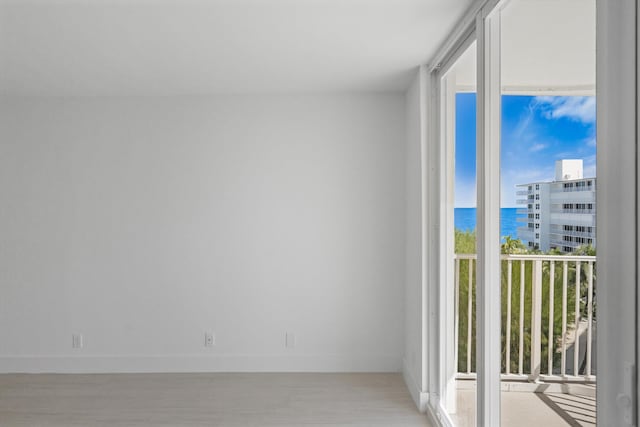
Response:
[[475, 5, 502, 427]]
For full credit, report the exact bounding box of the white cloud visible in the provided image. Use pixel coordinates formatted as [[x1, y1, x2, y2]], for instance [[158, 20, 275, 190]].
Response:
[[512, 105, 536, 141], [529, 143, 547, 152], [534, 96, 596, 124]]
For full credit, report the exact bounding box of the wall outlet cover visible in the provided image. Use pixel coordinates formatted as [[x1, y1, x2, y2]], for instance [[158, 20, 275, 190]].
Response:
[[205, 332, 215, 347], [72, 333, 83, 349], [285, 332, 296, 349]]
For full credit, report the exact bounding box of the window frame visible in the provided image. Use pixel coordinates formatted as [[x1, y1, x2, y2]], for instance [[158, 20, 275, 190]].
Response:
[[422, 1, 639, 426]]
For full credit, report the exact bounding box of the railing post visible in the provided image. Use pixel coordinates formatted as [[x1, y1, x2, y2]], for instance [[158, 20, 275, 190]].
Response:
[[586, 261, 594, 379], [530, 259, 543, 382], [454, 257, 460, 377]]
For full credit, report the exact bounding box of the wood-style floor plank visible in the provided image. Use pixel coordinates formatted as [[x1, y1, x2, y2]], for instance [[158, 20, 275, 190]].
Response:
[[0, 373, 432, 427]]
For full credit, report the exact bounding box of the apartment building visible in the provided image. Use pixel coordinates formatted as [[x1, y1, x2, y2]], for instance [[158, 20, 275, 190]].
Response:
[[517, 159, 596, 252]]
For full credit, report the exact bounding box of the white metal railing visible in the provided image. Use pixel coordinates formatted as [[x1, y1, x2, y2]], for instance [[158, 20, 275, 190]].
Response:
[[454, 254, 596, 384]]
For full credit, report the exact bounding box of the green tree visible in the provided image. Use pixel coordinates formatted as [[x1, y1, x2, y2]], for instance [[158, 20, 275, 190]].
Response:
[[455, 229, 477, 254], [501, 236, 527, 254]]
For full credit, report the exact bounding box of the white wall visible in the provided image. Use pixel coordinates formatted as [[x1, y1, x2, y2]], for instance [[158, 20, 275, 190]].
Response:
[[403, 70, 427, 410], [0, 94, 406, 373]]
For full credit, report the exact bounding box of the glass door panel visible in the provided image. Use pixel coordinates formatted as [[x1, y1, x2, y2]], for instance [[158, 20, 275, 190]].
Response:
[[499, 1, 596, 425]]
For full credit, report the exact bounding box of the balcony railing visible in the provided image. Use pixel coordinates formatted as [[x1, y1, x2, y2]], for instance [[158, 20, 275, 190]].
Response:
[[551, 208, 596, 215], [550, 184, 595, 193], [549, 239, 593, 249], [549, 229, 596, 239], [516, 227, 535, 238], [454, 254, 596, 384], [516, 216, 533, 223]]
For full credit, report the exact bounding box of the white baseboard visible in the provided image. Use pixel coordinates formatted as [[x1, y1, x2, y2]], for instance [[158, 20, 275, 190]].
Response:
[[430, 403, 458, 427], [402, 358, 429, 413], [400, 357, 455, 427], [425, 404, 456, 427], [0, 354, 402, 374]]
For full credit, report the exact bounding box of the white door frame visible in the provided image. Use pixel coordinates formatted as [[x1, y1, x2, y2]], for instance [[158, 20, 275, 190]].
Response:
[[435, 35, 478, 419], [596, 1, 637, 426], [425, 0, 639, 426], [474, 2, 502, 425], [425, 20, 478, 427]]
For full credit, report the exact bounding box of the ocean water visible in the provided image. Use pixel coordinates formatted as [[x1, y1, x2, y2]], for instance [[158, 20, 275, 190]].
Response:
[[454, 207, 521, 239]]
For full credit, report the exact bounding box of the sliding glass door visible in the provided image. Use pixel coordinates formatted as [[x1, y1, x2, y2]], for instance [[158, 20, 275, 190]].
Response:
[[427, 1, 638, 426], [498, 1, 597, 426]]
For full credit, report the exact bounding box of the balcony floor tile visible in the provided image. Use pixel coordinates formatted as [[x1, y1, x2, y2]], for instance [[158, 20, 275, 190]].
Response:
[[452, 388, 595, 427]]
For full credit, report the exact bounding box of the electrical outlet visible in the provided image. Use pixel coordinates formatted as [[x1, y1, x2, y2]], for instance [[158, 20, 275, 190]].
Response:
[[72, 333, 83, 349], [285, 332, 295, 349], [205, 332, 215, 347]]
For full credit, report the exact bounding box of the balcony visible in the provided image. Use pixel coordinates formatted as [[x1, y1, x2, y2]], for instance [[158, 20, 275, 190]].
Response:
[[550, 190, 596, 204], [549, 239, 594, 251], [549, 228, 596, 239], [516, 227, 535, 238], [550, 182, 595, 193], [551, 207, 596, 215], [453, 254, 596, 426]]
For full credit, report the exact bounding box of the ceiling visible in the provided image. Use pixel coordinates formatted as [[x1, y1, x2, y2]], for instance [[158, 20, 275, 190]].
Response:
[[450, 0, 596, 96], [0, 0, 473, 96]]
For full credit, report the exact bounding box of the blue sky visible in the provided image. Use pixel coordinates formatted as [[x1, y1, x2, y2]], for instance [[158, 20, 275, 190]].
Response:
[[455, 94, 596, 207]]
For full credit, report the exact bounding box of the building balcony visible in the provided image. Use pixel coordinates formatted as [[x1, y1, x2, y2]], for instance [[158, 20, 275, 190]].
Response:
[[557, 186, 595, 193], [550, 208, 596, 214], [550, 181, 596, 193], [516, 227, 535, 239], [549, 238, 594, 249], [549, 229, 596, 239], [550, 190, 596, 202], [453, 385, 595, 427], [453, 254, 597, 427]]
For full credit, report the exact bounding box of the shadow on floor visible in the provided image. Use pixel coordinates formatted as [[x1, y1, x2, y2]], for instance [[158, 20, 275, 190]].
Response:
[[534, 393, 596, 427]]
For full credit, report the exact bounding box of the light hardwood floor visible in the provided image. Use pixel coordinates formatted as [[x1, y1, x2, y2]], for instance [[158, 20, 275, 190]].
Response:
[[0, 372, 432, 427]]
